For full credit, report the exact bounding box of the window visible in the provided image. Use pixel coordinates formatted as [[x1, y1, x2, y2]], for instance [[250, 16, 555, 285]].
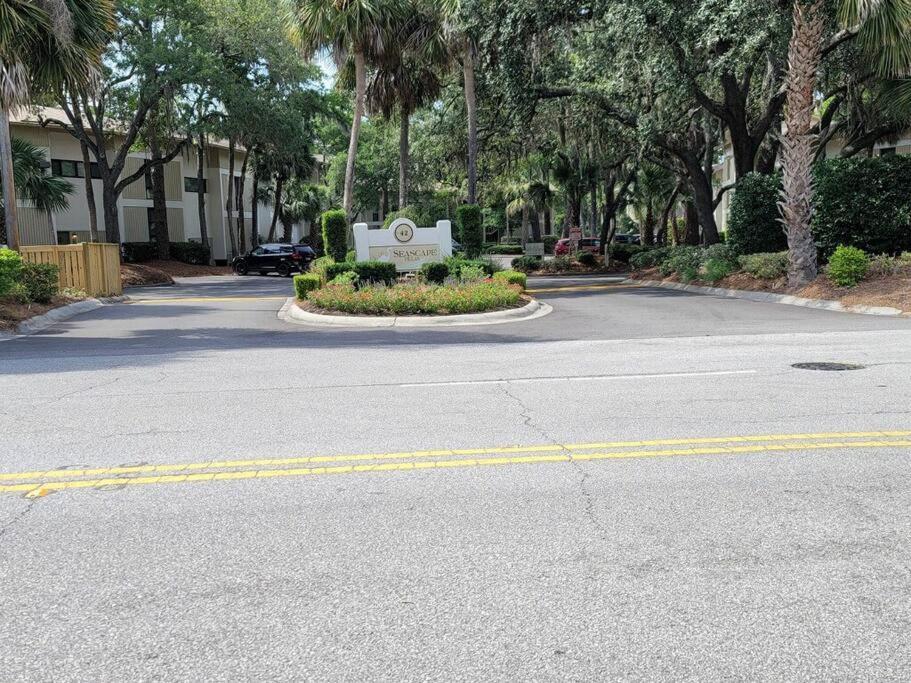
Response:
[[184, 177, 207, 193], [51, 159, 83, 178], [880, 147, 897, 157]]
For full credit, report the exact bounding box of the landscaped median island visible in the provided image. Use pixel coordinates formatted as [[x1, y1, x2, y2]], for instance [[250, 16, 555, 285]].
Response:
[[292, 255, 529, 317]]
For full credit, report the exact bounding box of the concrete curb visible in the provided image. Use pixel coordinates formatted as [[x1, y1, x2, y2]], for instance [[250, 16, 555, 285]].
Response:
[[629, 279, 908, 317], [1, 296, 128, 341], [279, 297, 552, 328]]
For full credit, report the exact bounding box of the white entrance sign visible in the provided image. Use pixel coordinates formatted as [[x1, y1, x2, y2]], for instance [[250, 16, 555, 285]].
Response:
[[525, 242, 544, 257], [353, 218, 453, 272]]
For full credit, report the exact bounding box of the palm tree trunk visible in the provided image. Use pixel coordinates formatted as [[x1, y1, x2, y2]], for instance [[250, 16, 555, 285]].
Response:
[[343, 49, 366, 225], [0, 107, 20, 250], [781, 0, 824, 287], [268, 174, 284, 242], [226, 137, 237, 258], [399, 106, 409, 209], [463, 37, 479, 205], [196, 134, 209, 261], [250, 171, 259, 247], [237, 152, 249, 253]]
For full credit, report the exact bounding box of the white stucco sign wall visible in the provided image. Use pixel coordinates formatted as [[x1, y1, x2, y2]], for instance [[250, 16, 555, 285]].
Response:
[[353, 218, 452, 272]]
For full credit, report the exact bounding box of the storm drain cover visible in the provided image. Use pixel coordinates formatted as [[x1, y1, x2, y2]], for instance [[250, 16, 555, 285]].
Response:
[[791, 362, 865, 372]]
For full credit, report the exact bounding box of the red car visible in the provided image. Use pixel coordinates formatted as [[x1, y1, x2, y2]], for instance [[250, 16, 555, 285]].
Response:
[[554, 237, 601, 256]]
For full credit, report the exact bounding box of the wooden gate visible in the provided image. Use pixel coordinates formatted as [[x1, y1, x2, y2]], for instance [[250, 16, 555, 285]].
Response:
[[20, 243, 122, 297]]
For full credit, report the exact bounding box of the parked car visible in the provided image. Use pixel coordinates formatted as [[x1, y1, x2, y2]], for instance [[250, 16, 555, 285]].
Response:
[[232, 243, 315, 277], [554, 237, 601, 256], [613, 233, 641, 245]]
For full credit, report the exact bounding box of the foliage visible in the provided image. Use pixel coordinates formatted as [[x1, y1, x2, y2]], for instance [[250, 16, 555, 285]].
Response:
[[121, 242, 157, 263], [325, 260, 397, 286], [0, 248, 24, 296], [867, 253, 906, 277], [492, 270, 527, 290], [727, 173, 787, 256], [827, 245, 870, 287], [293, 273, 322, 298], [310, 256, 335, 284], [458, 264, 487, 283], [457, 204, 483, 257], [610, 244, 646, 264], [1, 139, 73, 222], [419, 261, 450, 284], [511, 255, 540, 273], [543, 235, 559, 254], [307, 280, 522, 316], [330, 270, 360, 286], [737, 252, 789, 280], [702, 258, 735, 283], [660, 247, 703, 282], [575, 251, 597, 267], [169, 242, 211, 265], [346, 250, 357, 263], [629, 247, 671, 270], [382, 205, 433, 229], [321, 209, 348, 262], [445, 256, 497, 278], [537, 256, 574, 273], [813, 156, 911, 257], [19, 262, 59, 304]]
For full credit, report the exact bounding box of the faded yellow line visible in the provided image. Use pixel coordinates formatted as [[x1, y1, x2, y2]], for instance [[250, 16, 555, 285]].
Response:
[[527, 283, 635, 293], [1, 431, 909, 483], [130, 296, 287, 304], [5, 439, 911, 497]]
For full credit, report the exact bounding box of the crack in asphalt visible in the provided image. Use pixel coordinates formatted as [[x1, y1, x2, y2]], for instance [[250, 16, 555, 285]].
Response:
[[0, 499, 38, 542], [498, 384, 607, 538]]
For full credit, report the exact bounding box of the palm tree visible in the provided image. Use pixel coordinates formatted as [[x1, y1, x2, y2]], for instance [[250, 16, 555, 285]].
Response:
[[629, 164, 674, 247], [0, 137, 73, 243], [781, 0, 911, 286], [289, 0, 404, 223], [0, 0, 113, 250]]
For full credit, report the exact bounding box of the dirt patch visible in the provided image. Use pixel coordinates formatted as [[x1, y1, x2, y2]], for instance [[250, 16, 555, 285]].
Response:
[[0, 295, 83, 332], [631, 268, 911, 313], [121, 264, 175, 288]]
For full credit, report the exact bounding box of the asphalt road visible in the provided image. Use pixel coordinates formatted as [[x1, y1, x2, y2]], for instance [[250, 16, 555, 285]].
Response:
[[2, 274, 911, 680]]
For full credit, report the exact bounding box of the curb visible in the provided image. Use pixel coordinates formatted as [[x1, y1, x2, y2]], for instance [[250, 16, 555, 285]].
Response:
[[278, 297, 553, 328], [1, 296, 128, 341], [629, 279, 908, 317]]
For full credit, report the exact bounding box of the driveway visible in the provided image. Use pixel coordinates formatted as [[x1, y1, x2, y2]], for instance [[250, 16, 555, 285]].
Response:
[[2, 274, 911, 679]]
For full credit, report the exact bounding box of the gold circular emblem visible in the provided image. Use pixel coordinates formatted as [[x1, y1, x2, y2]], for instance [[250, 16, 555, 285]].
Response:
[[394, 222, 414, 243]]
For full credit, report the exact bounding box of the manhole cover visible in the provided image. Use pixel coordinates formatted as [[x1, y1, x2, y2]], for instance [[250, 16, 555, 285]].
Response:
[[792, 362, 865, 371]]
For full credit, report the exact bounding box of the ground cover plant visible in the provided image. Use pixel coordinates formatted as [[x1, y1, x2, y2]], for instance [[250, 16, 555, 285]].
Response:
[[306, 280, 522, 315]]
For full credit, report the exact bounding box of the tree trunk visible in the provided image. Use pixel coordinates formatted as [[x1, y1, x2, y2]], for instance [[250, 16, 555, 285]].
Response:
[[780, 0, 823, 287], [641, 206, 655, 247], [196, 134, 209, 261], [226, 137, 237, 258], [399, 106, 409, 209], [657, 184, 681, 246], [149, 137, 169, 260], [251, 171, 259, 247], [268, 174, 283, 242], [381, 185, 389, 218], [543, 208, 551, 236], [521, 205, 529, 248], [101, 181, 121, 244], [463, 37, 479, 204], [530, 208, 542, 242], [78, 139, 98, 242], [684, 200, 700, 246], [237, 152, 249, 253], [344, 49, 366, 224], [683, 157, 720, 245], [589, 182, 598, 235], [0, 107, 19, 250], [282, 214, 293, 243]]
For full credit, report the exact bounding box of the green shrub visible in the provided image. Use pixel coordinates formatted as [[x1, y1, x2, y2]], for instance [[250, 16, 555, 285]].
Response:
[[727, 173, 787, 256], [457, 204, 483, 257], [901, 252, 911, 264], [458, 264, 487, 283], [610, 243, 645, 264], [543, 235, 558, 254], [169, 241, 210, 265], [0, 247, 23, 295], [321, 209, 348, 262], [511, 255, 540, 273], [293, 273, 321, 299], [345, 249, 356, 263], [827, 245, 869, 287], [330, 270, 359, 286], [446, 256, 496, 278], [538, 256, 574, 273], [737, 252, 789, 279], [493, 270, 527, 290], [702, 258, 734, 283], [121, 242, 156, 263], [575, 251, 598, 267], [324, 262, 356, 282], [662, 246, 703, 282], [629, 247, 670, 270], [353, 260, 397, 285], [868, 254, 902, 277], [308, 280, 521, 316], [814, 156, 911, 257], [419, 261, 449, 284], [485, 244, 524, 255], [310, 256, 335, 284], [19, 262, 59, 303]]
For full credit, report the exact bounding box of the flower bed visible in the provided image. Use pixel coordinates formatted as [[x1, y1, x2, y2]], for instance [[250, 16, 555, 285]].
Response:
[[304, 280, 524, 316]]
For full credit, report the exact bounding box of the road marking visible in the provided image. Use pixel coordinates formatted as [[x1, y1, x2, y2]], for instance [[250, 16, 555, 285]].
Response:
[[527, 283, 636, 293], [130, 296, 287, 304], [4, 438, 911, 497], [397, 369, 757, 388]]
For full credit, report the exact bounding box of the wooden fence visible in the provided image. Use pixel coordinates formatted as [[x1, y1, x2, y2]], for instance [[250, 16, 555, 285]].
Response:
[[20, 243, 122, 297]]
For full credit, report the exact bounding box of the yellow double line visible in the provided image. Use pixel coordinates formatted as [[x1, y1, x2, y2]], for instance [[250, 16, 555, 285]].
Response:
[[2, 430, 910, 497]]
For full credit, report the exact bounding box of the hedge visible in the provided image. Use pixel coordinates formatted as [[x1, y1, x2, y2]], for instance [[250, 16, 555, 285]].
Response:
[[727, 173, 787, 255], [325, 260, 397, 286], [293, 273, 321, 298], [321, 209, 348, 262], [122, 242, 156, 263], [492, 270, 527, 290], [814, 156, 911, 257], [20, 262, 59, 303], [511, 255, 540, 273], [419, 261, 449, 284], [169, 241, 210, 265], [0, 248, 23, 295], [457, 204, 483, 257]]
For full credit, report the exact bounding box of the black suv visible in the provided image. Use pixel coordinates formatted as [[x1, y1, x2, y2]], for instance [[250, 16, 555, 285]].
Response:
[[232, 244, 315, 277]]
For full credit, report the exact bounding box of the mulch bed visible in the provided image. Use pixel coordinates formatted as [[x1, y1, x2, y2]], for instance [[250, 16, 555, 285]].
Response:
[[144, 260, 234, 278], [0, 295, 83, 332], [121, 264, 175, 288]]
